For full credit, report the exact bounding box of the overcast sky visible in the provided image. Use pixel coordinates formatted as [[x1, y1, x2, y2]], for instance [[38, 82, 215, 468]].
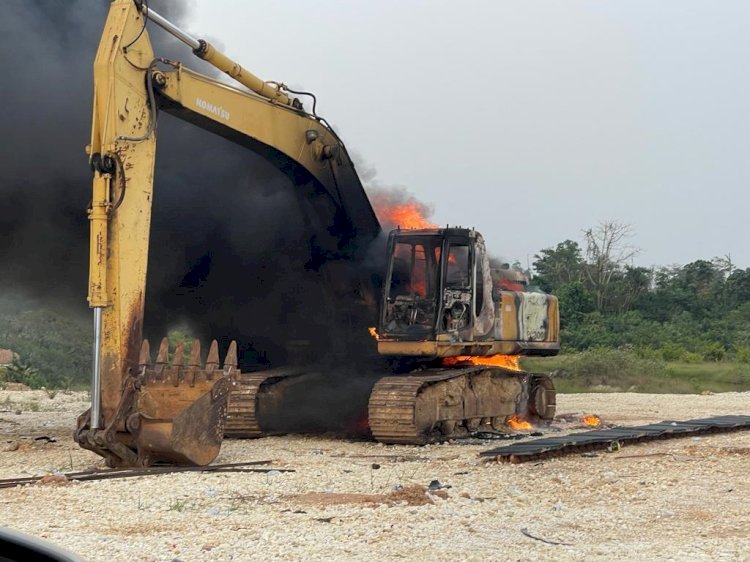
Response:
[[183, 1, 750, 269]]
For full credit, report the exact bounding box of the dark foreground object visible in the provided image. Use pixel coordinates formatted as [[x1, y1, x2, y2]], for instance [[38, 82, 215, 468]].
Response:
[[0, 528, 84, 562], [481, 415, 750, 463]]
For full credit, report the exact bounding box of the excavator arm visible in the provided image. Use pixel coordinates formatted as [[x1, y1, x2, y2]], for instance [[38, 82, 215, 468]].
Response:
[[76, 0, 379, 467]]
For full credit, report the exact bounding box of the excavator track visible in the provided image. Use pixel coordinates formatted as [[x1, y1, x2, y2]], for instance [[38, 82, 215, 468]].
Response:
[[369, 367, 555, 444], [225, 368, 309, 438]]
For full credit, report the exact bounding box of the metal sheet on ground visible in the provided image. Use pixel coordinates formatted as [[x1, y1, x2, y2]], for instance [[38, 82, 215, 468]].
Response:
[[480, 415, 750, 463]]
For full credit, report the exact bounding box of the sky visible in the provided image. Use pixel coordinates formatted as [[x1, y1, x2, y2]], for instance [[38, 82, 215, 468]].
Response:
[[183, 0, 750, 270]]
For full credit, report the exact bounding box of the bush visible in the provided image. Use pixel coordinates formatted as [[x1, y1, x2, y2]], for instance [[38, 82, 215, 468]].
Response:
[[683, 352, 703, 364], [1, 358, 45, 389], [660, 342, 686, 362], [555, 347, 667, 390], [701, 342, 725, 362], [734, 345, 750, 364], [634, 346, 661, 361]]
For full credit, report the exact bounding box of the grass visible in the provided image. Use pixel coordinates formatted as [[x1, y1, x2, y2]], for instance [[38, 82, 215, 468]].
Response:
[[664, 362, 750, 393], [169, 499, 188, 512], [521, 354, 750, 394]]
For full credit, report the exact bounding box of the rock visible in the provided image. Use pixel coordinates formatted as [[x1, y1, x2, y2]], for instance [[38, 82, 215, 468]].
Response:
[[2, 440, 19, 452], [37, 474, 69, 486], [602, 471, 618, 483]]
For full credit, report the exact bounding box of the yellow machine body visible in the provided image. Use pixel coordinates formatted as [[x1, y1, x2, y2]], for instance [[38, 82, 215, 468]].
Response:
[[76, 1, 559, 465]]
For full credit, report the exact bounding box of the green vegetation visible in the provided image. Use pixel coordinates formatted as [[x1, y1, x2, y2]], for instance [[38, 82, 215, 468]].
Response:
[[168, 499, 188, 512], [521, 220, 750, 393], [0, 293, 90, 389], [522, 352, 750, 394]]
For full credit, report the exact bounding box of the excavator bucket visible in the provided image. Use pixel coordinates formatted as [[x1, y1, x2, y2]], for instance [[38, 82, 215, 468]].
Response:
[[75, 339, 238, 467]]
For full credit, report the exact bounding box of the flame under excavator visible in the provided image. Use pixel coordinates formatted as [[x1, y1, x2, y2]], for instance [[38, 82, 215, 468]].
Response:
[[75, 1, 560, 467]]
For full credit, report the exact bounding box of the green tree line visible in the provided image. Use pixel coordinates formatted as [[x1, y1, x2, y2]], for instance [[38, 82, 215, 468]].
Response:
[[533, 221, 750, 363]]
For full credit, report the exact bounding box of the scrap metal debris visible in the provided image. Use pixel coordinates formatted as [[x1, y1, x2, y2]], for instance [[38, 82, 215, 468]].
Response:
[[521, 527, 573, 546], [481, 415, 750, 464], [0, 460, 292, 489]]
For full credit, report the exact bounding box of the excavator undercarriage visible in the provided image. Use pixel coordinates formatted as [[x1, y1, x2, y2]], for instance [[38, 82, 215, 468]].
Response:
[[223, 367, 555, 445], [368, 369, 555, 443]]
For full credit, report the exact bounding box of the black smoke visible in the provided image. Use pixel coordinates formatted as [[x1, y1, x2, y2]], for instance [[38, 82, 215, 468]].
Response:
[[0, 1, 380, 370]]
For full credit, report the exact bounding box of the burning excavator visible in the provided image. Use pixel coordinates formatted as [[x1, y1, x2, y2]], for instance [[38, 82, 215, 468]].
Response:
[[75, 1, 560, 467]]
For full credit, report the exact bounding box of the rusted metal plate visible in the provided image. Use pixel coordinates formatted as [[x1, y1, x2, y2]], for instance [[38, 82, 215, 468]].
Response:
[[481, 415, 750, 463]]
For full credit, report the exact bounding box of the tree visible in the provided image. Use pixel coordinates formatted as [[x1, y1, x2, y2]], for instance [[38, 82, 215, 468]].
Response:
[[555, 281, 595, 328], [583, 220, 639, 313], [610, 265, 652, 313], [532, 240, 585, 293], [726, 268, 750, 309]]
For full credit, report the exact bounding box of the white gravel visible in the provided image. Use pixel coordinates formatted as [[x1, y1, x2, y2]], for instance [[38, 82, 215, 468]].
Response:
[[1, 389, 749, 561]]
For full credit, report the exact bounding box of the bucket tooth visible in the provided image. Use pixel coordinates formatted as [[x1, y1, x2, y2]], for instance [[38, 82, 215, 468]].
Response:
[[224, 341, 238, 371], [147, 337, 169, 383], [168, 342, 184, 387], [206, 340, 220, 371], [156, 337, 169, 365], [139, 340, 152, 369], [172, 342, 185, 368], [187, 340, 201, 368]]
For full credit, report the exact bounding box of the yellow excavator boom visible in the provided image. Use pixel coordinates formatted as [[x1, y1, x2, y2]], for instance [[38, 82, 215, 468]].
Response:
[[76, 0, 378, 467]]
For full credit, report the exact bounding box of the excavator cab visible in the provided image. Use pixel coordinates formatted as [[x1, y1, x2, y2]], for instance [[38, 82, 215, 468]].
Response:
[[380, 228, 485, 343], [378, 227, 560, 358]]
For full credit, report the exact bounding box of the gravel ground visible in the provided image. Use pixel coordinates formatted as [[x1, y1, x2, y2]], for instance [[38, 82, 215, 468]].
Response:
[[1, 389, 749, 561]]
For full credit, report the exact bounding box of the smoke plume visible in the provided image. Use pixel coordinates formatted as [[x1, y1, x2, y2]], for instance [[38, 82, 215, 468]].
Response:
[[0, 1, 373, 368]]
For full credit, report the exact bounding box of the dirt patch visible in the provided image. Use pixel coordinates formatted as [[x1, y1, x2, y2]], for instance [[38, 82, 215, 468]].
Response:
[[717, 446, 750, 456], [685, 509, 715, 522], [288, 485, 440, 507]]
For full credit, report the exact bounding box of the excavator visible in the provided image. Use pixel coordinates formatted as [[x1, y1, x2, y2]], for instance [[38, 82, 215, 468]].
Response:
[[75, 0, 560, 467]]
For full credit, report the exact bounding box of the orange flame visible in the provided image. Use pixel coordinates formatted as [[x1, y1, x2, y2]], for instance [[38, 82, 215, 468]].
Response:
[[368, 327, 380, 340], [507, 415, 532, 431], [370, 192, 436, 230], [383, 202, 437, 230], [441, 354, 521, 371], [581, 414, 602, 427]]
